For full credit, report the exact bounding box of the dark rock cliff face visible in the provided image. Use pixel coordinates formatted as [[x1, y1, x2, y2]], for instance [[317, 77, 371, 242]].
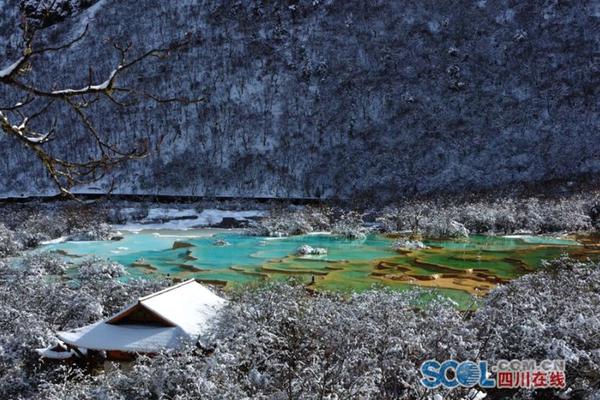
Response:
[[0, 0, 598, 200]]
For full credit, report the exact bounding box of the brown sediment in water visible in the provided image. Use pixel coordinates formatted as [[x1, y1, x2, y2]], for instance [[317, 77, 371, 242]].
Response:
[[371, 271, 388, 277], [176, 263, 207, 272], [131, 260, 158, 273], [503, 257, 537, 273], [413, 258, 468, 274], [368, 251, 515, 295], [230, 266, 269, 277], [375, 261, 412, 273], [393, 249, 414, 255], [261, 265, 330, 275], [172, 241, 195, 249], [375, 261, 394, 269], [52, 249, 83, 258], [449, 254, 499, 262], [295, 257, 329, 263], [131, 260, 154, 268], [573, 234, 600, 251], [379, 272, 500, 295]]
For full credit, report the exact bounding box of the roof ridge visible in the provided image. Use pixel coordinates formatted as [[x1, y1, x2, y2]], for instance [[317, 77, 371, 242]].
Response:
[[138, 279, 198, 302]]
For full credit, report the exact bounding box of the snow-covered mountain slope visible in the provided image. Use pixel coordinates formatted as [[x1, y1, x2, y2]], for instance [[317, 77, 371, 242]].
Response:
[[0, 0, 598, 200]]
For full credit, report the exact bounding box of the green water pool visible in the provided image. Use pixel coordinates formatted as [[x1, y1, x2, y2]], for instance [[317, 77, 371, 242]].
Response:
[[42, 230, 599, 305]]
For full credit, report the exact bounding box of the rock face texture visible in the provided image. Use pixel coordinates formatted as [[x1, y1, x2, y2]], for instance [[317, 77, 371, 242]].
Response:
[[0, 0, 598, 200]]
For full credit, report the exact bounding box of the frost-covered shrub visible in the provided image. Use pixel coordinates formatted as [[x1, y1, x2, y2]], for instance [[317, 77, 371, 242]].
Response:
[[212, 284, 479, 399], [75, 258, 167, 317], [249, 206, 332, 237], [537, 199, 592, 232], [106, 206, 150, 224], [35, 346, 248, 400], [392, 239, 428, 251], [375, 206, 404, 232], [473, 256, 600, 399], [457, 201, 519, 234], [0, 224, 20, 258], [295, 244, 327, 255], [1, 207, 113, 250], [78, 257, 125, 280], [332, 211, 368, 239], [420, 217, 469, 239], [376, 195, 596, 236], [19, 213, 68, 247], [20, 251, 67, 276], [67, 222, 115, 241], [375, 205, 472, 238]]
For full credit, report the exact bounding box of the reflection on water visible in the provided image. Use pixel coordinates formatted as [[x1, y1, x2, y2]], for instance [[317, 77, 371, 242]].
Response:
[[43, 230, 599, 305]]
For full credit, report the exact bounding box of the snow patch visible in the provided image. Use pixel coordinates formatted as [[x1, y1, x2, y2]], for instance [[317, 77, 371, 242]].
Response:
[[77, 0, 108, 27], [115, 208, 266, 231], [0, 57, 24, 78], [40, 236, 69, 245]]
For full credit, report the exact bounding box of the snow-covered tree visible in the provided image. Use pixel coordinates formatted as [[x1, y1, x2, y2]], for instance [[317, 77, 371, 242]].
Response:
[[472, 256, 600, 399]]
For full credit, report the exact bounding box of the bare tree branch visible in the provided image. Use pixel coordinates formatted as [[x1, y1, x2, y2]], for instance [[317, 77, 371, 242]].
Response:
[[0, 20, 202, 198]]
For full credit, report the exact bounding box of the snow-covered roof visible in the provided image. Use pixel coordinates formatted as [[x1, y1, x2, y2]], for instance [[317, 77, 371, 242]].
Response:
[[36, 342, 87, 360], [58, 280, 226, 353]]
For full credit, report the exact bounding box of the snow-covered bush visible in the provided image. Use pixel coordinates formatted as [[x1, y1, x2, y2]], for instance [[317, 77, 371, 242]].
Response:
[[458, 202, 512, 233], [20, 251, 67, 276], [536, 199, 592, 232], [106, 206, 149, 224], [420, 217, 469, 239], [472, 256, 600, 399], [392, 239, 428, 251], [0, 224, 20, 258], [375, 206, 404, 232], [375, 195, 596, 236], [249, 206, 332, 237], [295, 244, 327, 255], [67, 222, 115, 241], [78, 257, 126, 280], [211, 283, 479, 399], [332, 211, 368, 239], [375, 204, 471, 238], [18, 214, 66, 247], [1, 207, 114, 250]]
